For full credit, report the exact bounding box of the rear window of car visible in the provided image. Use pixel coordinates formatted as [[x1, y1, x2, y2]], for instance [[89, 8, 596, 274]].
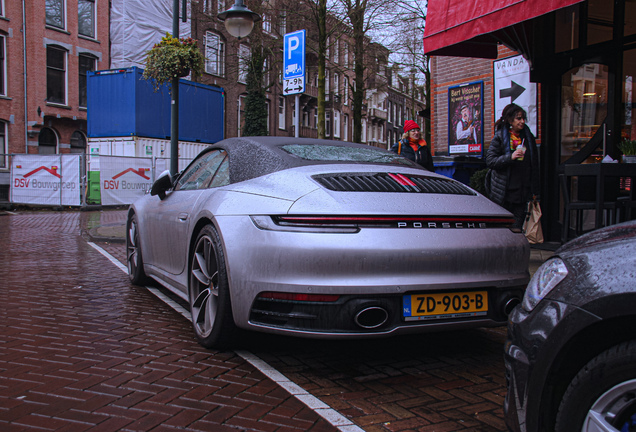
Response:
[[280, 144, 416, 167]]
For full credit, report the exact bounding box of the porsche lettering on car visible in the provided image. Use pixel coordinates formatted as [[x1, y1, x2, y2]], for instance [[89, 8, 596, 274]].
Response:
[[126, 137, 530, 349]]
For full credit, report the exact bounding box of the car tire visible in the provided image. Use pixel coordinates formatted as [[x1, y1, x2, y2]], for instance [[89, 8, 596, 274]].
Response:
[[127, 212, 150, 286], [189, 224, 236, 349], [555, 339, 636, 432]]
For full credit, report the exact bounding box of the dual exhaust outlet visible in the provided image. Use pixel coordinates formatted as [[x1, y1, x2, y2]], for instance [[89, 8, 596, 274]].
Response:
[[353, 296, 521, 330]]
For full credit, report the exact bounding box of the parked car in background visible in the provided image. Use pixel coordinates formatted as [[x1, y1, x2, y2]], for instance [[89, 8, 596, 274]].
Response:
[[127, 137, 530, 349], [505, 220, 636, 432]]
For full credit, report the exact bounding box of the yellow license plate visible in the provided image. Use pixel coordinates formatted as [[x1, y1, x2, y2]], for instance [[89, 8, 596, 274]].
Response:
[[403, 291, 488, 321]]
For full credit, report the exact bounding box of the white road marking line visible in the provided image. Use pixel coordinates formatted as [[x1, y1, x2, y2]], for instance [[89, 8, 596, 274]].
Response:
[[88, 242, 128, 273], [89, 242, 364, 432]]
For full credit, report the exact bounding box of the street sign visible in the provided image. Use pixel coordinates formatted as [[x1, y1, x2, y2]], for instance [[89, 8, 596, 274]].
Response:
[[284, 30, 305, 95], [493, 55, 537, 135], [283, 76, 305, 96]]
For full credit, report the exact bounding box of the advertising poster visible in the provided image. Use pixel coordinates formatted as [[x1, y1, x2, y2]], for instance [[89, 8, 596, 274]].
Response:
[[11, 155, 81, 205], [448, 81, 484, 155], [100, 156, 153, 205]]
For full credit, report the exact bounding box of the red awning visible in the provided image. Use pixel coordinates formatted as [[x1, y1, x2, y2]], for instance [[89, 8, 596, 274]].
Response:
[[423, 0, 584, 58]]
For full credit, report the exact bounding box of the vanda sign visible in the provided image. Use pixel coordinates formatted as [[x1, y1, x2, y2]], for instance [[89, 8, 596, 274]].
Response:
[[11, 155, 81, 205]]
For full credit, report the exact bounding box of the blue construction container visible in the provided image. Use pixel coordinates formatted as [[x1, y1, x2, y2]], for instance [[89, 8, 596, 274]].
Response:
[[87, 67, 224, 144]]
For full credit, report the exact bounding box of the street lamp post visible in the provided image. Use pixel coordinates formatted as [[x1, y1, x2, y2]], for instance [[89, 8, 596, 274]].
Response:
[[170, 0, 187, 176], [218, 0, 261, 39]]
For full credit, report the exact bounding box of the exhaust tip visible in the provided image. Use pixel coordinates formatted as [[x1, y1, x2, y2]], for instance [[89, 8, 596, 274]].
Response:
[[355, 306, 388, 329], [503, 297, 521, 316]]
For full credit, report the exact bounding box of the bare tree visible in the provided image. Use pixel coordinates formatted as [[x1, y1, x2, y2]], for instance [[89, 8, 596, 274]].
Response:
[[335, 0, 396, 143], [380, 0, 430, 142]]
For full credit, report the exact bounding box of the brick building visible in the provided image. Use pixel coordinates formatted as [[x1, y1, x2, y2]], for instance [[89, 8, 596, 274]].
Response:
[[0, 0, 110, 192]]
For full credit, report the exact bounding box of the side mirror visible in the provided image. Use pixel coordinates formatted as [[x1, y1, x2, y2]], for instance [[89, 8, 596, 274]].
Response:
[[150, 170, 173, 200]]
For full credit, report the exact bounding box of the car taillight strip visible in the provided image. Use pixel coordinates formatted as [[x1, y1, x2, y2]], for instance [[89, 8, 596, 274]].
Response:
[[274, 215, 515, 228]]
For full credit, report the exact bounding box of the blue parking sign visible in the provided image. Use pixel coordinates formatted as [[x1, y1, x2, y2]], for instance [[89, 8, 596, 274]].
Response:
[[284, 30, 305, 80]]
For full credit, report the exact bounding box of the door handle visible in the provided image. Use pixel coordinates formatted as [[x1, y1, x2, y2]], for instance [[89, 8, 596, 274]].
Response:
[[178, 213, 188, 222]]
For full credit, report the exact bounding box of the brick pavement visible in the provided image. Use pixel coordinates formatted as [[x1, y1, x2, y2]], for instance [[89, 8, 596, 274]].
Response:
[[0, 210, 336, 432], [1, 208, 554, 432]]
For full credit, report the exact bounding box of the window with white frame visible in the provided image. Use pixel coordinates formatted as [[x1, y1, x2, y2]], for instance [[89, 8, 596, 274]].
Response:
[[202, 0, 213, 13], [343, 114, 348, 141], [0, 0, 3, 17], [313, 109, 317, 129], [325, 70, 330, 99], [279, 11, 287, 35], [326, 37, 330, 61], [46, 0, 65, 29], [334, 42, 339, 64], [0, 35, 5, 96], [334, 111, 340, 138], [361, 119, 367, 142], [333, 73, 339, 97], [238, 44, 249, 84], [343, 44, 348, 67], [263, 57, 270, 87], [265, 99, 270, 134], [78, 54, 96, 108], [343, 76, 348, 105], [78, 0, 95, 38], [263, 14, 272, 34], [47, 46, 67, 105], [0, 120, 6, 169], [205, 31, 225, 76], [326, 112, 331, 137], [217, 0, 225, 13], [238, 95, 246, 136], [278, 96, 285, 130]]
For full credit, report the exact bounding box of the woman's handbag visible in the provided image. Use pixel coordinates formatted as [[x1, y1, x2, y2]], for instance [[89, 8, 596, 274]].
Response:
[[523, 199, 544, 244]]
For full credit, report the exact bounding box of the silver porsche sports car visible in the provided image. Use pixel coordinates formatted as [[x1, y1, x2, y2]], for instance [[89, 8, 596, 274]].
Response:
[[127, 137, 530, 349]]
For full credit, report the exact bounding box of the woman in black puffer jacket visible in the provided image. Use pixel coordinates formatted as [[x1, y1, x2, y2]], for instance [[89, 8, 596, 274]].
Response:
[[485, 103, 540, 229]]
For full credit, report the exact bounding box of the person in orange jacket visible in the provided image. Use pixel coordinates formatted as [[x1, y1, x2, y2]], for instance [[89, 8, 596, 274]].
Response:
[[390, 120, 434, 171]]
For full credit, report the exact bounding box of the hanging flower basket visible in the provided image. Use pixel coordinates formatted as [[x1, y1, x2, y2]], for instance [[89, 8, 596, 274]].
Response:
[[143, 33, 204, 91]]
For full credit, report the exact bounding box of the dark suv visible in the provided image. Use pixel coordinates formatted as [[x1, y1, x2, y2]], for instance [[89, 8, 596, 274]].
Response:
[[504, 220, 636, 432]]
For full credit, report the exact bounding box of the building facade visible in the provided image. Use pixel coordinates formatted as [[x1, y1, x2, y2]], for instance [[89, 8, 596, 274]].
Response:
[[0, 0, 109, 195]]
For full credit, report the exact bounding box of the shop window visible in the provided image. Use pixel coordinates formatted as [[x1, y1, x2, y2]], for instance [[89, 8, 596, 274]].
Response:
[[79, 54, 96, 108], [78, 0, 95, 38], [38, 128, 58, 154], [587, 0, 614, 45], [70, 131, 87, 153], [560, 63, 609, 163], [47, 46, 67, 105], [205, 31, 225, 77], [626, 0, 636, 37], [622, 49, 636, 141], [46, 0, 65, 29]]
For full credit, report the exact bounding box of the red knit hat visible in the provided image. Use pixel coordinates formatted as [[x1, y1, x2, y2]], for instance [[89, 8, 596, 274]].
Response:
[[404, 120, 420, 133]]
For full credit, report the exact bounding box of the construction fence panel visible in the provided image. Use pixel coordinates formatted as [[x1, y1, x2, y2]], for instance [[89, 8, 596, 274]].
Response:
[[3, 153, 197, 207]]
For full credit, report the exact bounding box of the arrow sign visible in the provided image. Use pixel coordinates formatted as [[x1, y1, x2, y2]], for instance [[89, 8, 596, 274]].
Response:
[[499, 81, 525, 102], [283, 76, 305, 96]]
